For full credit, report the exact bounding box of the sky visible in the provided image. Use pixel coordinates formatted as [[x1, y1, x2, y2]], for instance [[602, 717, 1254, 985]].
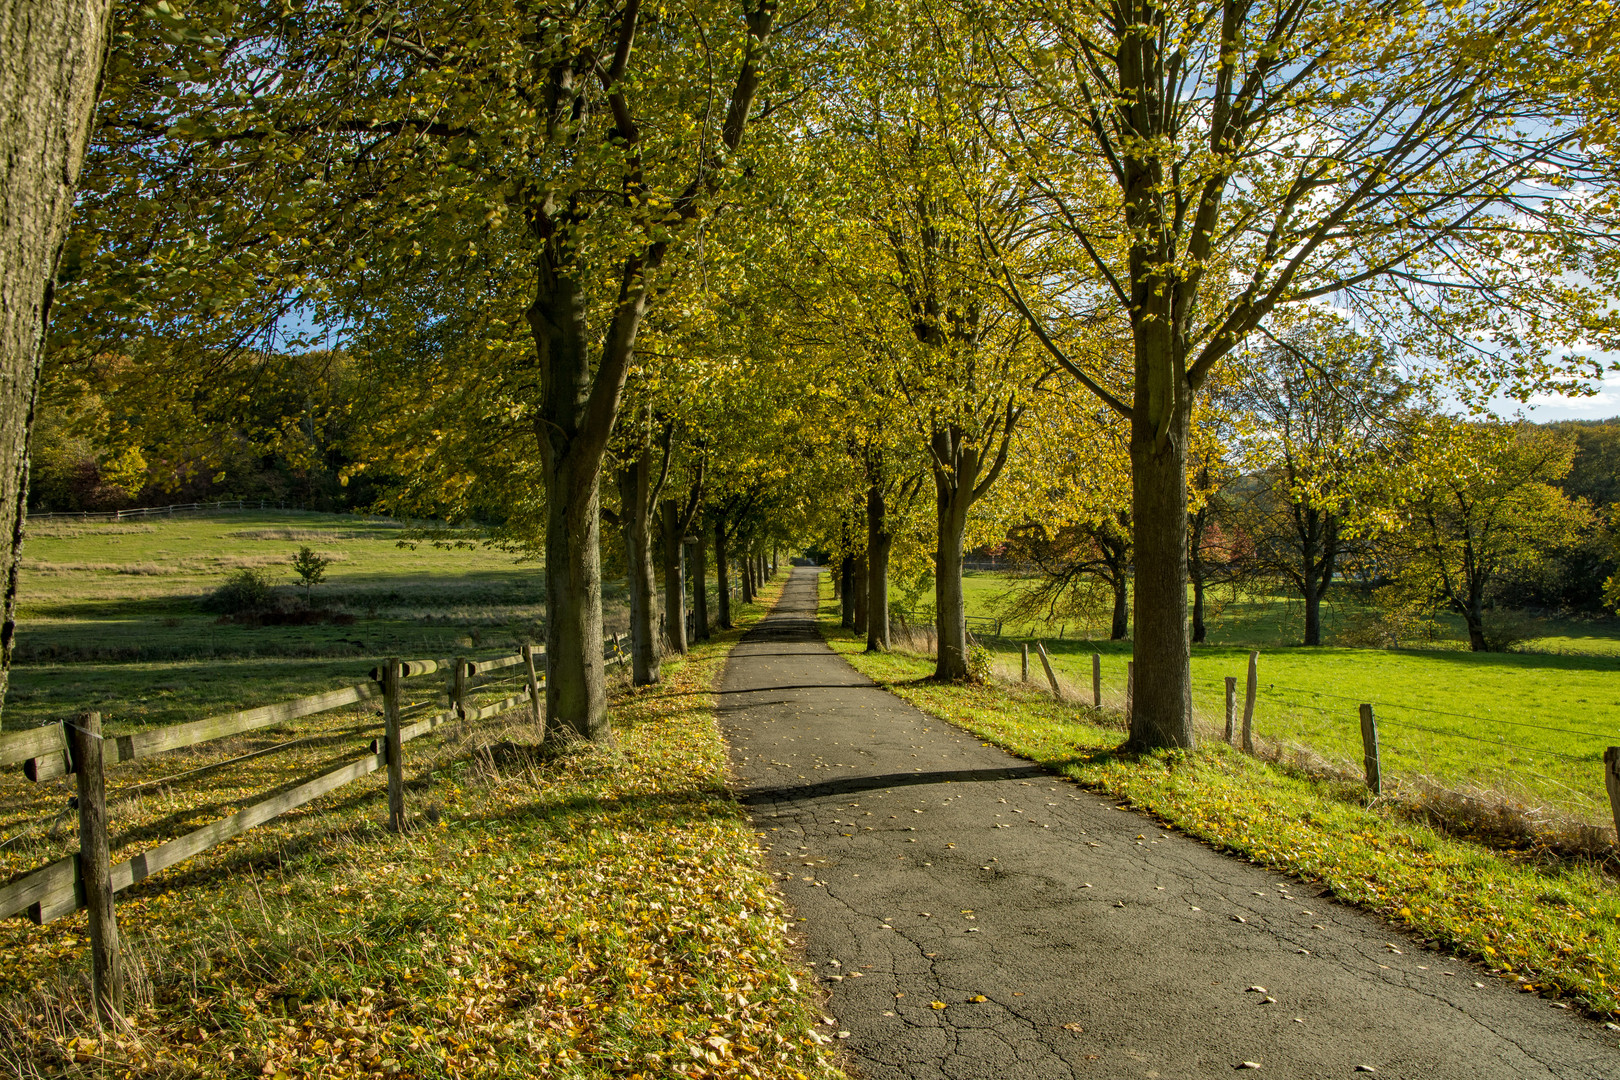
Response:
[[1512, 350, 1620, 423]]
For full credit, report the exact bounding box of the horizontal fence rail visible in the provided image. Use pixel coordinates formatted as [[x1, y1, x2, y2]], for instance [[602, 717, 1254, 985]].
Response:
[[0, 632, 632, 1021]]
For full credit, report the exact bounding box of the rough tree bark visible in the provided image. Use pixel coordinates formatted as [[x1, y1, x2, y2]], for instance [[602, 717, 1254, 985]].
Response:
[[0, 0, 116, 726], [714, 513, 732, 630], [852, 551, 868, 636], [1127, 390, 1195, 750], [690, 523, 709, 641], [866, 483, 892, 652], [839, 555, 856, 629], [929, 412, 1015, 681], [616, 417, 671, 685]]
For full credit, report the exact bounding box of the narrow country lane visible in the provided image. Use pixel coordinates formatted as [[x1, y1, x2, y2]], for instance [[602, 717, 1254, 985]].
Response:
[[719, 566, 1617, 1080]]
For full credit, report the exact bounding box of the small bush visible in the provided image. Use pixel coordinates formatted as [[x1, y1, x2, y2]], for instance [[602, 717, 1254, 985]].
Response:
[[1480, 609, 1542, 653], [966, 642, 994, 683], [204, 567, 276, 614]]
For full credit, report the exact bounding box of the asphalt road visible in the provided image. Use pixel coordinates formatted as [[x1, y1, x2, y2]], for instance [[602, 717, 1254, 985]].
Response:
[[719, 566, 1619, 1080]]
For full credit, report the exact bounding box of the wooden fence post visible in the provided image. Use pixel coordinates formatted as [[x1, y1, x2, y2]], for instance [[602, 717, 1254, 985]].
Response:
[[1092, 653, 1102, 708], [383, 659, 404, 832], [1224, 676, 1238, 745], [1241, 650, 1258, 754], [1035, 642, 1063, 700], [1021, 643, 1030, 683], [1604, 748, 1620, 844], [451, 656, 467, 726], [1126, 661, 1134, 720], [522, 644, 544, 741], [70, 712, 122, 1023], [1360, 704, 1382, 795]]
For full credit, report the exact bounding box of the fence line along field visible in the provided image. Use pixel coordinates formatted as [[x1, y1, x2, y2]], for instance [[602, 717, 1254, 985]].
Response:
[[7, 511, 629, 733], [0, 630, 629, 1019], [949, 572, 1620, 826]]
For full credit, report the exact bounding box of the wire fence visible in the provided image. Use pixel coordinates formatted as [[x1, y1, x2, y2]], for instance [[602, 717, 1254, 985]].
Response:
[[996, 641, 1620, 831]]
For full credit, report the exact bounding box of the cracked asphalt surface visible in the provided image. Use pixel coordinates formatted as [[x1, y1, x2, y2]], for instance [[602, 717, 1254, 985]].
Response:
[[719, 567, 1619, 1080]]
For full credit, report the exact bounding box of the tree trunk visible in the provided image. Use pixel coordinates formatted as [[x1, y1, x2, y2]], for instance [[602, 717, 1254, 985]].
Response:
[[840, 555, 856, 628], [1110, 574, 1129, 640], [0, 0, 115, 726], [539, 437, 608, 742], [660, 500, 687, 654], [1466, 578, 1488, 651], [617, 455, 661, 686], [714, 516, 732, 630], [934, 482, 971, 679], [771, 549, 778, 576], [852, 551, 868, 635], [1128, 402, 1195, 750], [690, 524, 709, 641], [1302, 548, 1323, 647], [1189, 507, 1208, 645], [866, 483, 891, 652]]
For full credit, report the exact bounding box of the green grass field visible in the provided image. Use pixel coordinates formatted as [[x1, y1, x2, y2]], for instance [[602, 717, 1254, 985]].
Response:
[[7, 511, 625, 732], [942, 571, 1620, 823], [1, 574, 837, 1079]]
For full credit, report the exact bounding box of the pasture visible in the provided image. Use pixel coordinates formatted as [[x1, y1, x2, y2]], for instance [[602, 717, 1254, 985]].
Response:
[[953, 571, 1620, 823], [5, 512, 621, 732]]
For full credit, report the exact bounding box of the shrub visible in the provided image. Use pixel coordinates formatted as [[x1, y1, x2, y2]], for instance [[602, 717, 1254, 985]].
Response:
[[1479, 609, 1542, 653], [205, 567, 276, 614], [966, 642, 994, 684]]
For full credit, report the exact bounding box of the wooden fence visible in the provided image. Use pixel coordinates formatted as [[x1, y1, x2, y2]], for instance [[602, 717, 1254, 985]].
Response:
[[0, 633, 630, 1019]]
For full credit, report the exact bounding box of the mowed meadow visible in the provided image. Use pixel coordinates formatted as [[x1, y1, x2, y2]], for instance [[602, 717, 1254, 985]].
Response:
[[6, 511, 627, 733], [951, 571, 1620, 826], [0, 517, 832, 1079]]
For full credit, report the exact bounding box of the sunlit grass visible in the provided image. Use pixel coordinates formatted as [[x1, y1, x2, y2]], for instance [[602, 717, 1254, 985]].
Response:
[[819, 583, 1620, 1018], [2, 577, 839, 1079]]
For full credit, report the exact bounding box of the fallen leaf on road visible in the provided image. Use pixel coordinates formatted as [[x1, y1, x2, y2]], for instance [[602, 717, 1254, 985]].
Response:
[[930, 1001, 947, 1010], [1062, 1022, 1083, 1033], [970, 995, 987, 1002]]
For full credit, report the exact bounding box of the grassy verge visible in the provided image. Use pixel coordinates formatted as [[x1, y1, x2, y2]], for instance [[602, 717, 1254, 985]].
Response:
[[945, 571, 1620, 823], [1, 578, 839, 1080], [821, 588, 1620, 1019], [982, 637, 1620, 825]]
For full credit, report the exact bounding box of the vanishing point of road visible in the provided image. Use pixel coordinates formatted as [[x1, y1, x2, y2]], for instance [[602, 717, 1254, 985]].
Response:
[[720, 566, 1617, 1080]]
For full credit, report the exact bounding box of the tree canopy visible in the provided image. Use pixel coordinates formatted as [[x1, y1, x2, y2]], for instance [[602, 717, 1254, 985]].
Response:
[[18, 0, 1620, 739]]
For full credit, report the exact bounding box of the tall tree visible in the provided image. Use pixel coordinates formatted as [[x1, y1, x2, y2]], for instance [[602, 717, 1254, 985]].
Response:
[[0, 0, 116, 722], [980, 0, 1618, 747], [1231, 314, 1406, 645], [64, 0, 787, 742], [1383, 419, 1591, 651]]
